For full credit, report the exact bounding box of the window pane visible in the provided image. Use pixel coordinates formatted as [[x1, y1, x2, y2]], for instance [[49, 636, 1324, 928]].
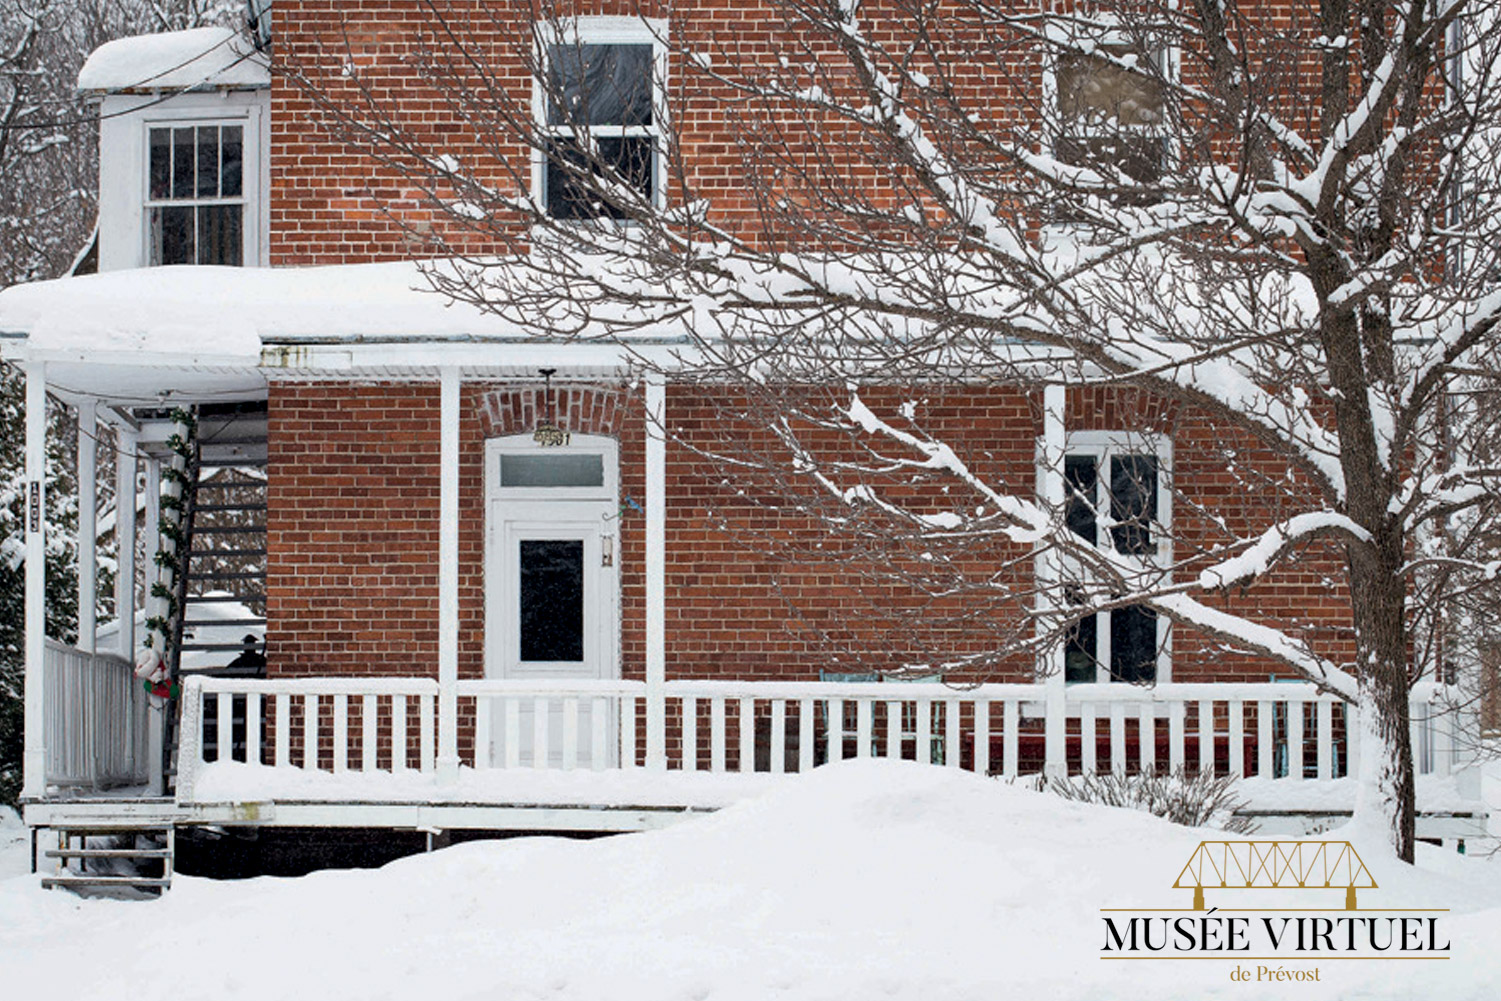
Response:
[[1109, 605, 1157, 683], [518, 540, 585, 662], [196, 125, 220, 197], [1055, 134, 1164, 185], [1056, 50, 1164, 126], [1109, 454, 1157, 555], [150, 205, 194, 265], [172, 127, 196, 199], [149, 128, 171, 199], [197, 204, 243, 266], [1065, 612, 1098, 683], [545, 137, 653, 219], [500, 453, 605, 488], [548, 43, 653, 127], [1064, 455, 1098, 545], [221, 125, 243, 197]]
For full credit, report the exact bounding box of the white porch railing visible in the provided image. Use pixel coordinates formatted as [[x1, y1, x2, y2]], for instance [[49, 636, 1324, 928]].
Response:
[[174, 676, 439, 802], [172, 675, 1463, 800], [43, 639, 150, 788]]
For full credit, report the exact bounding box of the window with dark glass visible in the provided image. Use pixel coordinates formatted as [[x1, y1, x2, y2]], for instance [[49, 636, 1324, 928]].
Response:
[[147, 124, 244, 266], [518, 540, 585, 662], [1054, 43, 1167, 187], [542, 42, 657, 219], [1062, 445, 1163, 683]]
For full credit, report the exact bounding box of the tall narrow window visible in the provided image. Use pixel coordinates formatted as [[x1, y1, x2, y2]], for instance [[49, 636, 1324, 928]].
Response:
[[540, 31, 660, 220], [1060, 434, 1169, 683], [147, 124, 244, 266]]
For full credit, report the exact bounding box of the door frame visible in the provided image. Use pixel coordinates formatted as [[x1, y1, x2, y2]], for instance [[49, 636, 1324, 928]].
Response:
[[482, 433, 621, 685]]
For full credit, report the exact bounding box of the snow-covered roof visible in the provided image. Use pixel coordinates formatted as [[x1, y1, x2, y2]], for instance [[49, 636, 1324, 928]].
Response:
[[77, 27, 270, 94], [0, 262, 650, 402], [0, 262, 530, 357]]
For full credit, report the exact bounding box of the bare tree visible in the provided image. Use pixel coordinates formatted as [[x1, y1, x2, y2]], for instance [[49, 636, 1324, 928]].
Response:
[[285, 0, 1501, 861]]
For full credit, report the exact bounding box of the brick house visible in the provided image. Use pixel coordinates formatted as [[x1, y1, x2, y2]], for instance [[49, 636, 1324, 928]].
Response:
[[0, 3, 1480, 884]]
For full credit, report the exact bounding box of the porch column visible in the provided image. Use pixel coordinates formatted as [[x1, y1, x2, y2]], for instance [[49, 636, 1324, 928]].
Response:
[[1039, 384, 1067, 777], [114, 426, 138, 660], [76, 400, 98, 653], [644, 374, 667, 770], [436, 367, 461, 782], [22, 361, 48, 800], [142, 457, 161, 608], [142, 457, 164, 795]]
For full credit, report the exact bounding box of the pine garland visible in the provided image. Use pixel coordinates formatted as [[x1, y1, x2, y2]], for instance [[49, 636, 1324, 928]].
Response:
[[138, 408, 196, 692]]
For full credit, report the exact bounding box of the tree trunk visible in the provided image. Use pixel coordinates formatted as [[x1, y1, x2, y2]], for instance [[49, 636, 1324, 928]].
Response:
[[1348, 534, 1416, 862]]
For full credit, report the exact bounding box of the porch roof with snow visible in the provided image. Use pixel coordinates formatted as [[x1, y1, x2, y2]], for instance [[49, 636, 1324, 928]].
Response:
[[0, 262, 654, 402], [77, 27, 270, 95]]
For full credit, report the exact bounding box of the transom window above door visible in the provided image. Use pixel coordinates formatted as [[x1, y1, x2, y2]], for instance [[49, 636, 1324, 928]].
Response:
[[487, 434, 619, 502]]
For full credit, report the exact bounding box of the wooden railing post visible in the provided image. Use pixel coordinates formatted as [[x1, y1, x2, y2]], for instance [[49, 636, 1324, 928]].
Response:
[[175, 676, 205, 803]]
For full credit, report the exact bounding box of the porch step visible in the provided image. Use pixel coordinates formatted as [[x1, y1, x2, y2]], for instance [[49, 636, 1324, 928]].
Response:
[[45, 847, 173, 860], [41, 875, 172, 892], [45, 824, 175, 897]]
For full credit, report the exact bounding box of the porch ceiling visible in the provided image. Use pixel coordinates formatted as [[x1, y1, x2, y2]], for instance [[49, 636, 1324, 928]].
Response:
[[12, 355, 267, 408]]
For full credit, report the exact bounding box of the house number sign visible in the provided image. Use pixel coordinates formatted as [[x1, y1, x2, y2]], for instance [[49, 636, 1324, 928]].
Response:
[[28, 481, 40, 533]]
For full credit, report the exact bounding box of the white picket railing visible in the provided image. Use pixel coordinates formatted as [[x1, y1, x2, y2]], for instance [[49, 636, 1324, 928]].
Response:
[[172, 675, 1463, 801], [174, 676, 439, 802], [43, 639, 150, 788]]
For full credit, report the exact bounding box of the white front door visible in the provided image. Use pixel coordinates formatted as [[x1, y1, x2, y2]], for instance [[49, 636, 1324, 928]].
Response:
[[484, 436, 619, 767]]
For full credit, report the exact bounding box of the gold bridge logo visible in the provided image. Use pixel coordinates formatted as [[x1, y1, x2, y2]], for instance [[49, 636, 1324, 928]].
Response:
[[1174, 840, 1377, 911]]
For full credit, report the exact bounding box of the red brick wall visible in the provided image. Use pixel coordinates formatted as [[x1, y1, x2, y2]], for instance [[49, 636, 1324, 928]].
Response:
[[266, 381, 647, 682], [266, 381, 1352, 688], [268, 0, 1337, 265]]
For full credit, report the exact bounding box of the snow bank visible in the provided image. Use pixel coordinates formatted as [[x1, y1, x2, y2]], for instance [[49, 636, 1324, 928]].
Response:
[[0, 262, 526, 357], [0, 808, 27, 881], [78, 27, 269, 93], [5, 761, 1501, 1000]]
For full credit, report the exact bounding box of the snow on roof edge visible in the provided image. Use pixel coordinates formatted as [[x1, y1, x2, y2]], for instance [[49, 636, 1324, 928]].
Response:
[[78, 27, 270, 95]]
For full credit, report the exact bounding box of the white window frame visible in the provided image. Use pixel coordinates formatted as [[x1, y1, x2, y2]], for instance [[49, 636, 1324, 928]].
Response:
[[140, 112, 260, 267], [531, 17, 669, 222], [1059, 430, 1173, 684], [1040, 21, 1179, 187], [485, 433, 620, 504]]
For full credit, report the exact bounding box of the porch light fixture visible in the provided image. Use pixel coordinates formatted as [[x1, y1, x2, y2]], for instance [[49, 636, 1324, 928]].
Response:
[[533, 368, 571, 447]]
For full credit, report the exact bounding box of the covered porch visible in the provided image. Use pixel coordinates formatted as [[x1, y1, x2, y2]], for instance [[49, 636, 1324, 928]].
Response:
[[3, 265, 1488, 848]]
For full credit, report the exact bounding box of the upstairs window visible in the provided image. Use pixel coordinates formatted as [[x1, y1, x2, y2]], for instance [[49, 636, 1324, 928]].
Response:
[[1053, 40, 1170, 188], [539, 24, 662, 220], [1059, 434, 1170, 684], [147, 124, 244, 266]]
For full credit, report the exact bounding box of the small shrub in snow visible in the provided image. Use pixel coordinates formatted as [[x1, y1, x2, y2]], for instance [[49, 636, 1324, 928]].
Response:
[[1030, 769, 1256, 834]]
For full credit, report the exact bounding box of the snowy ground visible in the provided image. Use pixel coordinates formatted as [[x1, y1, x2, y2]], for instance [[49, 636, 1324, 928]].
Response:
[[4, 762, 1501, 1001]]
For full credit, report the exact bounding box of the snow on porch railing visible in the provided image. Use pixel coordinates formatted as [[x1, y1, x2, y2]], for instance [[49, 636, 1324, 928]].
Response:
[[456, 679, 1050, 775], [654, 680, 1048, 776], [43, 639, 150, 788], [174, 676, 439, 802], [174, 675, 1464, 798]]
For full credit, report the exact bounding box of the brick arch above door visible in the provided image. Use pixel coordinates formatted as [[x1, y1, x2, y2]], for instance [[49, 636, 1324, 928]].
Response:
[[477, 384, 628, 439]]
